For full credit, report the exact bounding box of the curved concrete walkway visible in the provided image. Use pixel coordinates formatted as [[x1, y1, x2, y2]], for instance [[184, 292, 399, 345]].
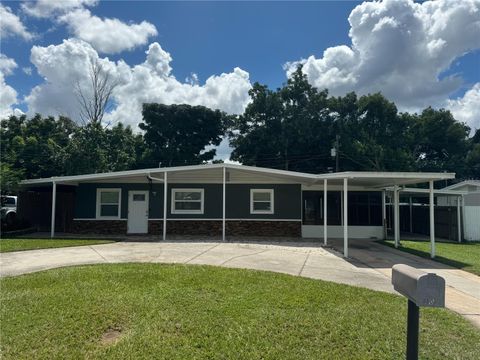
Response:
[[1, 240, 479, 327]]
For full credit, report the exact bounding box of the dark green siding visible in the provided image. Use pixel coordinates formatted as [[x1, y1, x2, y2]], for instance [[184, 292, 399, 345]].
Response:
[[74, 183, 164, 219], [226, 184, 301, 219], [74, 183, 302, 220]]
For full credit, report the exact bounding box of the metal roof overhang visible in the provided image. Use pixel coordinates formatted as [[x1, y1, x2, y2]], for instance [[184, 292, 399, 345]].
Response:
[[313, 171, 456, 188], [19, 165, 455, 189]]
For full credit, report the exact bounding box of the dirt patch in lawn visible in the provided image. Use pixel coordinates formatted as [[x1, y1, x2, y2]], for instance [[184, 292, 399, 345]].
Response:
[[100, 327, 123, 346]]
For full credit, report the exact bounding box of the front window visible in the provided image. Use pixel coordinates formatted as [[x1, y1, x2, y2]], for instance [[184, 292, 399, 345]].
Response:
[[96, 189, 121, 218], [171, 189, 204, 214], [250, 189, 274, 214]]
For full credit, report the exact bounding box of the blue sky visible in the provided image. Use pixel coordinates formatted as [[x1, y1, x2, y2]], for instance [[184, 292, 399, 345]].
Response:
[[2, 1, 357, 98], [1, 0, 479, 132]]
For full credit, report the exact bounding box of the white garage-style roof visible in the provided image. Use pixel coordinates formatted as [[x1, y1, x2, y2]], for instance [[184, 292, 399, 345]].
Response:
[[20, 163, 455, 188]]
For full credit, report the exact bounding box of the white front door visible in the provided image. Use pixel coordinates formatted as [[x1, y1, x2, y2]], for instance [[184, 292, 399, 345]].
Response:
[[127, 191, 149, 234]]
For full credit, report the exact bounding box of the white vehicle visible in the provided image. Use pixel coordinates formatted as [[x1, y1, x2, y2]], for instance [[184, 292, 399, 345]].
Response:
[[1, 195, 17, 225]]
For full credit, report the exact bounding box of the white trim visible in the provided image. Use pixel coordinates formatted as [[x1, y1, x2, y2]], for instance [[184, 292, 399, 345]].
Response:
[[158, 218, 301, 222], [387, 186, 467, 195], [20, 163, 455, 186], [222, 167, 226, 241], [429, 180, 435, 258], [163, 172, 167, 241], [20, 163, 317, 185], [96, 188, 122, 219], [73, 218, 127, 221], [394, 185, 400, 248], [74, 218, 302, 222], [343, 178, 348, 258], [171, 188, 204, 214], [442, 180, 480, 191], [457, 197, 462, 243], [50, 181, 56, 238], [250, 189, 274, 214], [323, 179, 327, 245]]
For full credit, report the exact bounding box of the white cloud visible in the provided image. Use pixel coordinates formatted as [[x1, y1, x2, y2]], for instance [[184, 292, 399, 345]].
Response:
[[0, 54, 17, 76], [0, 4, 33, 40], [0, 55, 19, 118], [446, 84, 480, 131], [22, 0, 98, 18], [57, 8, 158, 54], [26, 39, 252, 130], [286, 0, 480, 118], [22, 66, 33, 75]]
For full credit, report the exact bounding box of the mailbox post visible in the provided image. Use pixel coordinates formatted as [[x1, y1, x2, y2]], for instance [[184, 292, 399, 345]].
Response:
[[392, 264, 445, 360]]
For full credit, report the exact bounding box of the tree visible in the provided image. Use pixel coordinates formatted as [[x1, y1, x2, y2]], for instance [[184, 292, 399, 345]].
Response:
[[0, 114, 77, 189], [412, 108, 470, 176], [75, 60, 118, 124], [329, 93, 415, 171], [229, 83, 285, 168], [140, 103, 227, 166], [64, 122, 142, 175], [230, 66, 333, 173]]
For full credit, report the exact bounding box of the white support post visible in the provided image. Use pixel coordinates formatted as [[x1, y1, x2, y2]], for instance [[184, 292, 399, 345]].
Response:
[[50, 181, 56, 239], [429, 180, 435, 258], [381, 190, 386, 240], [394, 185, 400, 248], [461, 194, 466, 243], [343, 178, 348, 258], [323, 179, 327, 245], [409, 196, 413, 233], [457, 196, 462, 243], [163, 172, 168, 241], [222, 166, 226, 242]]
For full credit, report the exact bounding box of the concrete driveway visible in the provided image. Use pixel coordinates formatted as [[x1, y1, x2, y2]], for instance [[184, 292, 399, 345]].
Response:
[[1, 239, 479, 327]]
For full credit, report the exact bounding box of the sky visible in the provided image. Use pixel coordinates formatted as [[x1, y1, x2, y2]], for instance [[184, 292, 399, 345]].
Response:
[[1, 0, 479, 159]]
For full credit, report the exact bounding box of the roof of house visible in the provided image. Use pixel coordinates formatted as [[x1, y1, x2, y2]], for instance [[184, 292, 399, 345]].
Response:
[[442, 180, 480, 191], [20, 163, 456, 189]]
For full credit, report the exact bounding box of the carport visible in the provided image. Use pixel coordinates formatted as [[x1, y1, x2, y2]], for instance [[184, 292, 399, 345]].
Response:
[[310, 172, 456, 258]]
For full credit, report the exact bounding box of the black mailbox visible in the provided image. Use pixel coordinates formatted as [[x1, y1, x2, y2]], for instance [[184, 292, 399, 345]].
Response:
[[392, 264, 445, 307], [391, 264, 446, 360]]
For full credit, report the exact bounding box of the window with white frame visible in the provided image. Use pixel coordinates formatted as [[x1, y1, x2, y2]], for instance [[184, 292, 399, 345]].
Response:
[[171, 189, 204, 214], [250, 189, 274, 214], [96, 188, 121, 218]]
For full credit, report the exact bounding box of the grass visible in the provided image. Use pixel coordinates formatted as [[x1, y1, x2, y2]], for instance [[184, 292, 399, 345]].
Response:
[[379, 240, 480, 276], [0, 238, 116, 253], [1, 264, 479, 359]]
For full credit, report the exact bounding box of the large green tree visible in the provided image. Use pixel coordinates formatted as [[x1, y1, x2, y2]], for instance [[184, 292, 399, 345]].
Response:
[[0, 115, 143, 192], [140, 103, 227, 167], [412, 108, 470, 176], [328, 92, 415, 171], [64, 122, 143, 175], [229, 68, 473, 176], [230, 67, 333, 172], [1, 114, 77, 192]]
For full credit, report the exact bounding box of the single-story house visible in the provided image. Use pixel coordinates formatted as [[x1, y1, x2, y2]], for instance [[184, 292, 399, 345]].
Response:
[[18, 163, 455, 258]]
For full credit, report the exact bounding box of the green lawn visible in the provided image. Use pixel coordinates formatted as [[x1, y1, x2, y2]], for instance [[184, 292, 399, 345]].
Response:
[[0, 238, 116, 253], [379, 240, 480, 276], [1, 264, 478, 359]]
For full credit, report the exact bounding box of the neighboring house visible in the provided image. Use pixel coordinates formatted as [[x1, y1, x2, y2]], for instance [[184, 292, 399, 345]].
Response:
[[438, 180, 480, 242], [19, 164, 455, 257]]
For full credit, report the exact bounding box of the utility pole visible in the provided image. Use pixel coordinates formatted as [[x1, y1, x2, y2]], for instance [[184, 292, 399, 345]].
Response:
[[331, 135, 340, 172]]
